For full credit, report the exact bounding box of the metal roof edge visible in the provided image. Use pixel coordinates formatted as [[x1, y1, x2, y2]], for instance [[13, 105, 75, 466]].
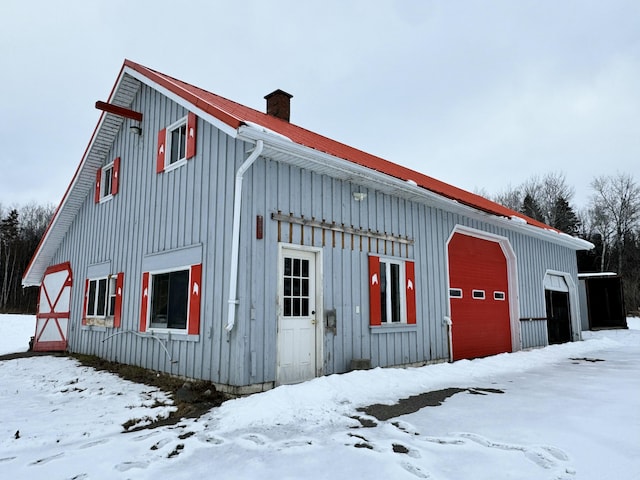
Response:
[[122, 64, 240, 139], [238, 125, 594, 252]]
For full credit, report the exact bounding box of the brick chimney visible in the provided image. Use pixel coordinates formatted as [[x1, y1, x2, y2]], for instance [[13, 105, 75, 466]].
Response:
[[264, 89, 293, 122]]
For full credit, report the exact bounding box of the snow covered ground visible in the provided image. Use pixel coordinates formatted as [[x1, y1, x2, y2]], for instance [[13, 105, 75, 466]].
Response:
[[1, 314, 638, 479]]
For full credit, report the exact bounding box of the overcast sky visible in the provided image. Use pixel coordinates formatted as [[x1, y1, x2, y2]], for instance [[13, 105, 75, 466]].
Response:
[[1, 0, 638, 212]]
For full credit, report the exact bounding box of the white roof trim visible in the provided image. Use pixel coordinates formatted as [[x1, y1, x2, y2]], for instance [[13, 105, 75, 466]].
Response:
[[237, 125, 594, 252], [123, 67, 239, 139]]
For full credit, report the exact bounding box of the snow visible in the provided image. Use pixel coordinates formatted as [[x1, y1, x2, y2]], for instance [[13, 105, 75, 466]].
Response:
[[0, 314, 35, 355], [578, 272, 618, 278], [242, 121, 293, 142], [1, 315, 639, 479]]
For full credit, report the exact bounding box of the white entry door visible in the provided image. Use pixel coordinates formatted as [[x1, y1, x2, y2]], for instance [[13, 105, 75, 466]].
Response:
[[277, 248, 319, 385]]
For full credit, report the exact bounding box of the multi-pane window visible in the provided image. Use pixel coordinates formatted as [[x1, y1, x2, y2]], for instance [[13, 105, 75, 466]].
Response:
[[150, 269, 189, 330], [283, 257, 310, 317], [86, 276, 117, 317]]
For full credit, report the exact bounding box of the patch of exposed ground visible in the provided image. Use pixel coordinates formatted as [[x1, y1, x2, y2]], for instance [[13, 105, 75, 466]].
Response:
[[358, 387, 504, 421], [70, 353, 228, 430], [0, 350, 229, 429], [0, 351, 66, 361]]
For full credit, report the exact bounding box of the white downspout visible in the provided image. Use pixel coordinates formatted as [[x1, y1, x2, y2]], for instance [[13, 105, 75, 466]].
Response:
[[443, 316, 453, 362], [226, 140, 264, 332]]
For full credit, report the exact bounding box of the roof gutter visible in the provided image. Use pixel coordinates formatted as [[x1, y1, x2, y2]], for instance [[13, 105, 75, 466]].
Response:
[[225, 139, 264, 332], [237, 125, 593, 252]]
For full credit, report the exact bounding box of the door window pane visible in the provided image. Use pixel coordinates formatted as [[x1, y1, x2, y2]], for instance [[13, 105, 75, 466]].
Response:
[[283, 257, 311, 317]]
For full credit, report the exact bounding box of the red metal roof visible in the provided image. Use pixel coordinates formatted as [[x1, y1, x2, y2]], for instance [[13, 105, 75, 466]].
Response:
[[124, 59, 552, 231]]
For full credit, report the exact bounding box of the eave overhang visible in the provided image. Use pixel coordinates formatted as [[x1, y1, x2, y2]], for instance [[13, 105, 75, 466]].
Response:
[[22, 71, 142, 286], [237, 125, 594, 252]]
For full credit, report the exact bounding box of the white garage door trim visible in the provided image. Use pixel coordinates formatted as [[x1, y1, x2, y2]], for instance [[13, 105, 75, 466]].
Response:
[[543, 270, 582, 342]]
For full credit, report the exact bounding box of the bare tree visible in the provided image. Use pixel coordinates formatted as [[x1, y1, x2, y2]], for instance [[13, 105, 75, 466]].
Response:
[[537, 172, 575, 228], [493, 184, 523, 211], [492, 172, 579, 234], [590, 172, 640, 273]]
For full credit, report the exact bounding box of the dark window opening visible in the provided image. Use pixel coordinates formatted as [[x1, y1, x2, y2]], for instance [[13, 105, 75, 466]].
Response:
[[472, 290, 485, 300], [150, 270, 189, 329], [170, 124, 187, 165]]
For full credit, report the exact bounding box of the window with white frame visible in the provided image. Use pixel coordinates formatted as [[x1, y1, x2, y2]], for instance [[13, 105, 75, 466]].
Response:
[[167, 118, 187, 167], [379, 258, 406, 323], [149, 269, 189, 330], [156, 112, 196, 174], [101, 163, 114, 199], [95, 157, 120, 203], [86, 276, 117, 318], [369, 255, 416, 327]]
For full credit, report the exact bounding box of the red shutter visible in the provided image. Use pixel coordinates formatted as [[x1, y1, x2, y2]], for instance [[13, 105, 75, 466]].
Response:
[[82, 279, 89, 325], [111, 157, 121, 196], [188, 264, 202, 335], [186, 112, 197, 160], [368, 256, 382, 326], [113, 272, 124, 328], [156, 128, 166, 173], [405, 261, 416, 325], [94, 169, 102, 203], [140, 272, 149, 332]]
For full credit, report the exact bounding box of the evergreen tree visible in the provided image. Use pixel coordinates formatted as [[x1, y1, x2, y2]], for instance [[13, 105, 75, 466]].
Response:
[[550, 195, 580, 235], [0, 209, 20, 310], [520, 193, 545, 222]]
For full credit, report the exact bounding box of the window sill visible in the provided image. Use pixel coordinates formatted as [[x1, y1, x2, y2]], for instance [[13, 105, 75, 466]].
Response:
[[85, 317, 114, 328], [143, 329, 199, 342], [99, 194, 113, 204], [81, 325, 108, 333], [163, 158, 187, 173], [370, 324, 418, 334]]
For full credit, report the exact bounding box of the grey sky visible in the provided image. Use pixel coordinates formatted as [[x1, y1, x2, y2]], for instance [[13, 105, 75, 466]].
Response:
[[1, 0, 638, 211]]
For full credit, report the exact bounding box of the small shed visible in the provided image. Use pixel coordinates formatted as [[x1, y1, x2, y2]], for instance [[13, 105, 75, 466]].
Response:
[[578, 273, 627, 330]]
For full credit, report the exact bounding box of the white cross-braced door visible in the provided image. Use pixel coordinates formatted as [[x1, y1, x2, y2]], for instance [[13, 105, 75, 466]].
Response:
[[33, 262, 73, 351]]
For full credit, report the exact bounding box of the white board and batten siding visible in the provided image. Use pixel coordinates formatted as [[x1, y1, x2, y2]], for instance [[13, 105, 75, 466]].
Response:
[[47, 83, 582, 389]]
